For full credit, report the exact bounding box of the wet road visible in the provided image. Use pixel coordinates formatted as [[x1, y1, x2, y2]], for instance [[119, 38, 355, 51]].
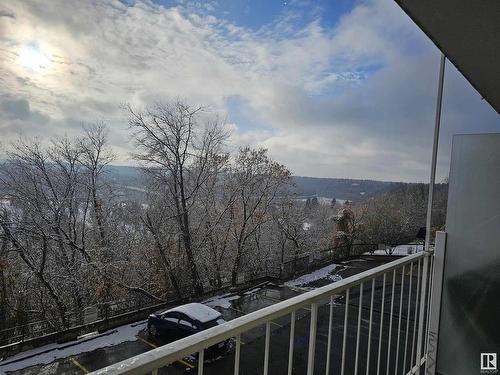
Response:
[[2, 255, 422, 375]]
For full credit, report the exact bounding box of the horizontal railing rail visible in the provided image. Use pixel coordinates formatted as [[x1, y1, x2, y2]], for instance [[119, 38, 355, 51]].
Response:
[[91, 250, 433, 375]]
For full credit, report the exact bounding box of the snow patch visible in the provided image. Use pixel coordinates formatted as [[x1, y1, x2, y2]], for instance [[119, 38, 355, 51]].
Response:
[[204, 286, 263, 309], [366, 244, 424, 256], [285, 263, 341, 287], [0, 321, 146, 372], [203, 294, 241, 309], [243, 287, 262, 295]]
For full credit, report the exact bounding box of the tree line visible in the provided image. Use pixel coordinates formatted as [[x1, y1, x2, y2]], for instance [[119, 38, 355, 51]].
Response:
[[0, 100, 447, 336]]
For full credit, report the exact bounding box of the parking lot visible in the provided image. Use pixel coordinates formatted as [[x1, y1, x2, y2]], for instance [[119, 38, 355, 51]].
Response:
[[1, 254, 420, 375]]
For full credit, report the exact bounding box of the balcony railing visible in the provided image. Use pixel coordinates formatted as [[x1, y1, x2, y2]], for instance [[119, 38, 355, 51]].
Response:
[[91, 250, 435, 375]]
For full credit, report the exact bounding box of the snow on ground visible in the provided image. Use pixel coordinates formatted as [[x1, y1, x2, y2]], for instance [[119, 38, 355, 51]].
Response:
[[203, 293, 241, 309], [366, 244, 424, 256], [295, 197, 345, 206], [284, 263, 341, 287], [0, 321, 146, 373], [204, 284, 265, 309], [243, 287, 262, 295]]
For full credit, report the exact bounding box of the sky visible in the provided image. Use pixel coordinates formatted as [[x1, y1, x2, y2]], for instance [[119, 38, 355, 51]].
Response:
[[0, 0, 498, 182]]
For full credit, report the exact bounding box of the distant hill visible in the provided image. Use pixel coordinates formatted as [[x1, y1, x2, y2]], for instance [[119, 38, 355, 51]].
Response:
[[106, 165, 144, 187], [103, 166, 401, 202], [104, 165, 146, 200], [292, 176, 397, 202]]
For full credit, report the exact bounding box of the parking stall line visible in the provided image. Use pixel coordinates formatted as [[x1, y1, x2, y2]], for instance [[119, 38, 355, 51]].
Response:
[[287, 285, 310, 293], [69, 357, 90, 374], [136, 335, 158, 348], [232, 337, 247, 345], [135, 335, 195, 369], [229, 306, 247, 315], [178, 359, 195, 369], [259, 294, 281, 303]]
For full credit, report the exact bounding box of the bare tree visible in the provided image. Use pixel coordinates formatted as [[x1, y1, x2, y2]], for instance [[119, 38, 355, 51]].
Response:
[[141, 189, 184, 299], [0, 128, 165, 333], [0, 138, 88, 326], [77, 125, 116, 305], [228, 147, 291, 286], [193, 152, 234, 288], [78, 124, 115, 248], [128, 100, 228, 295]]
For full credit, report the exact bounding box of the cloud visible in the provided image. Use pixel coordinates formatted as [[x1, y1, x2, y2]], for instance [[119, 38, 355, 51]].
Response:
[[0, 96, 50, 125], [1, 97, 31, 119], [0, 0, 497, 181], [0, 9, 15, 18]]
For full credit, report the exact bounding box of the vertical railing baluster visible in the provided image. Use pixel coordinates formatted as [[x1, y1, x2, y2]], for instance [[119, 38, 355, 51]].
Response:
[[403, 263, 414, 374], [152, 369, 158, 375], [354, 283, 364, 375], [341, 288, 350, 375], [424, 254, 435, 359], [234, 334, 241, 375], [394, 265, 406, 374], [385, 270, 396, 375], [325, 296, 334, 375], [377, 273, 386, 375], [198, 348, 205, 375], [416, 255, 428, 368], [366, 278, 375, 375], [263, 322, 271, 375], [410, 259, 421, 369], [288, 311, 296, 375], [307, 303, 319, 375]]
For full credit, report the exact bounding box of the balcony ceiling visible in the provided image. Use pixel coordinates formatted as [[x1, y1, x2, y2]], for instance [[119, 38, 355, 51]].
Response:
[[395, 0, 500, 113]]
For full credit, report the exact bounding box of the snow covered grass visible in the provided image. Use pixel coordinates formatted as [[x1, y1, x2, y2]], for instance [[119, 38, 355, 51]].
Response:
[[284, 263, 341, 287], [0, 321, 146, 372]]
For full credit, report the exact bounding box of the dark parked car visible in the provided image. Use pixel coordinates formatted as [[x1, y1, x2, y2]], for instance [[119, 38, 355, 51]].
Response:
[[148, 303, 229, 358]]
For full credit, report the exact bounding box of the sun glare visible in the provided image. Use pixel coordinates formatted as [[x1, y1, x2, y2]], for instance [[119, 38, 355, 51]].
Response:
[[18, 45, 50, 72]]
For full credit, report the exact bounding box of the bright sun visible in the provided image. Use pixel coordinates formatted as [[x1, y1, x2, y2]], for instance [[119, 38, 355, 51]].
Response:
[[18, 45, 50, 72]]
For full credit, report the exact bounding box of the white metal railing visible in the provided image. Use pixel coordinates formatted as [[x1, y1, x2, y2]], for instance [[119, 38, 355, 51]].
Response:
[[90, 251, 435, 375]]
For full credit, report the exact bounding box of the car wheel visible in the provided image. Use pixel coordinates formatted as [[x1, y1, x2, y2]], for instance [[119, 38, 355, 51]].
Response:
[[149, 323, 158, 337]]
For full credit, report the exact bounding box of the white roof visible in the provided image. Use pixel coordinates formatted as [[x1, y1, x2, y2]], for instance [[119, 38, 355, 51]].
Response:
[[164, 303, 221, 323]]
